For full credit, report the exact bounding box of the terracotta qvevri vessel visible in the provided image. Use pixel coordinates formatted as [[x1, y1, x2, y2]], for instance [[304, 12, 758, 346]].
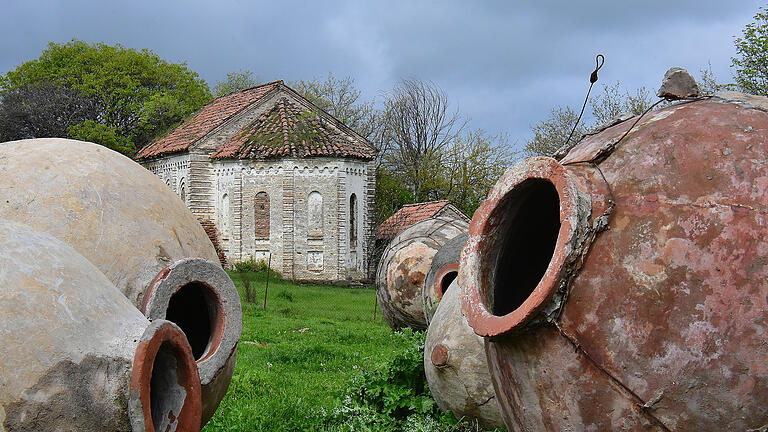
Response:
[[376, 215, 468, 330], [425, 279, 504, 430], [422, 232, 468, 324], [461, 92, 768, 430], [0, 219, 201, 431], [0, 138, 242, 425]]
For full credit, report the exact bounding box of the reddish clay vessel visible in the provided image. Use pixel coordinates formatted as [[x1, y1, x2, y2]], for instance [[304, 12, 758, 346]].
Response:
[[376, 215, 468, 330], [460, 92, 768, 430], [0, 138, 241, 425], [422, 232, 468, 324]]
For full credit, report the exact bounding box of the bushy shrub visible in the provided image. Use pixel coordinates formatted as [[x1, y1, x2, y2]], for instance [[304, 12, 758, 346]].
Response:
[[320, 330, 455, 432], [233, 257, 271, 273], [233, 257, 281, 302], [277, 290, 295, 302]]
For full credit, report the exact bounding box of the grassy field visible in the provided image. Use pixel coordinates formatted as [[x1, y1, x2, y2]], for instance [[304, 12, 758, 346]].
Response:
[[202, 270, 434, 431]]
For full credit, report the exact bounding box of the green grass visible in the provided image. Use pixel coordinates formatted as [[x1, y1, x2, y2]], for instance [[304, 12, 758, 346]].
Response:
[[202, 270, 413, 431]]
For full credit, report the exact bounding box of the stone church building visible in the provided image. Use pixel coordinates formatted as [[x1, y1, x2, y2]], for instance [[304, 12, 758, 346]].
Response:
[[136, 81, 377, 282]]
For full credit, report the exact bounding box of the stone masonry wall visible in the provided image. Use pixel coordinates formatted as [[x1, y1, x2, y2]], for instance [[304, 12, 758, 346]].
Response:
[[210, 157, 370, 282], [212, 163, 238, 263], [140, 154, 190, 202], [293, 162, 340, 281]]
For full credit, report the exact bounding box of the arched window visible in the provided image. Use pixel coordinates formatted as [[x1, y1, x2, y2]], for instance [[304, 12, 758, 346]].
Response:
[[308, 191, 323, 237], [254, 192, 270, 240], [349, 193, 358, 247], [179, 179, 186, 203]]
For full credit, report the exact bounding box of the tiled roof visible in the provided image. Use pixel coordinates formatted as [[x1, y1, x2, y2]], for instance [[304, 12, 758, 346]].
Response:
[[376, 200, 454, 240], [136, 81, 281, 159], [211, 97, 376, 160]]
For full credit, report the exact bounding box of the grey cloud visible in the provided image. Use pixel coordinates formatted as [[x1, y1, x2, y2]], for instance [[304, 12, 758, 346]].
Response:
[[0, 0, 761, 148]]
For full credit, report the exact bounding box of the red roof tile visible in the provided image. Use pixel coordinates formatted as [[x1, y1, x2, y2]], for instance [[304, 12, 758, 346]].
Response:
[[136, 81, 281, 159], [212, 97, 376, 160], [376, 200, 456, 240], [137, 81, 376, 161]]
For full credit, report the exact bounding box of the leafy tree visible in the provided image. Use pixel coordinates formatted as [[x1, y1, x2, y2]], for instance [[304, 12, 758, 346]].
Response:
[[214, 70, 259, 97], [375, 168, 414, 224], [524, 106, 585, 157], [0, 40, 212, 154], [732, 4, 768, 96], [68, 120, 135, 155], [0, 82, 101, 142], [443, 130, 516, 216]]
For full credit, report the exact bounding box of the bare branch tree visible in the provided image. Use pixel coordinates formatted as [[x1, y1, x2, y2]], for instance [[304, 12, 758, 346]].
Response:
[[382, 79, 466, 202], [291, 73, 384, 142], [698, 61, 732, 96]]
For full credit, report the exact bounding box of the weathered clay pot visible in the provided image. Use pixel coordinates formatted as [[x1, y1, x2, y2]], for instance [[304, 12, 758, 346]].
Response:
[[0, 219, 201, 432], [425, 279, 504, 430], [0, 138, 242, 424], [422, 232, 468, 324], [376, 215, 469, 330], [460, 92, 768, 430]]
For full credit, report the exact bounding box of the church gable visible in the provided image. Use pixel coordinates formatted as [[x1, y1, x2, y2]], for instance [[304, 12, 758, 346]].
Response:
[[211, 96, 376, 160], [136, 81, 281, 160], [136, 81, 376, 162]]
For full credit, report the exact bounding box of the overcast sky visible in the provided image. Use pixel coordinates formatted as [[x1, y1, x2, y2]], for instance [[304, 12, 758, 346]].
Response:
[[0, 1, 762, 151]]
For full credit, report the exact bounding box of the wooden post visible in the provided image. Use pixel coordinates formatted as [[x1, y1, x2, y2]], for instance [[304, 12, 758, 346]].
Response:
[[264, 253, 271, 311]]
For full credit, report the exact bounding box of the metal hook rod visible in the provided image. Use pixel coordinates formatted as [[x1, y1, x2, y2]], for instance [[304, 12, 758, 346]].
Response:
[[563, 53, 606, 151], [591, 54, 605, 84]]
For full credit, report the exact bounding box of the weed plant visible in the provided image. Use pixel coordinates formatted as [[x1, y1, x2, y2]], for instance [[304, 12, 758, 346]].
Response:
[[202, 270, 505, 432]]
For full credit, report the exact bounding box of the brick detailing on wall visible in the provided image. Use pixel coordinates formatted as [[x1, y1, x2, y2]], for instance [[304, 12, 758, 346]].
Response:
[[365, 160, 377, 279], [254, 192, 270, 240], [188, 152, 215, 218], [337, 169, 346, 281], [282, 168, 295, 280], [232, 169, 243, 262], [141, 155, 373, 283], [199, 219, 228, 267], [139, 154, 190, 200]]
